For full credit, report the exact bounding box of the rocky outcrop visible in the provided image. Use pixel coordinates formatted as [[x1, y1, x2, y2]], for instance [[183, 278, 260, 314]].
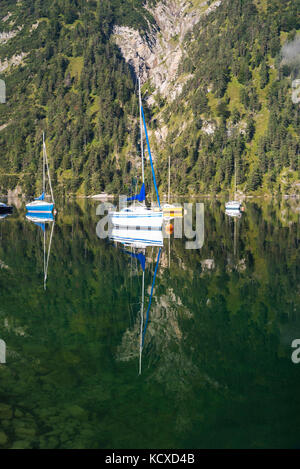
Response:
[[113, 0, 222, 101], [0, 52, 28, 73], [0, 23, 23, 44], [0, 30, 18, 44], [0, 123, 9, 132]]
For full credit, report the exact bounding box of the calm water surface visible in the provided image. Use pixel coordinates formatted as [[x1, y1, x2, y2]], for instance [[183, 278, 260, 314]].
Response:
[[0, 198, 299, 449]]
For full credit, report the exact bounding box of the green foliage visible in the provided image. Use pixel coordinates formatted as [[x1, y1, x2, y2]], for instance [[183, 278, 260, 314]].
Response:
[[0, 0, 154, 196], [0, 0, 299, 196]]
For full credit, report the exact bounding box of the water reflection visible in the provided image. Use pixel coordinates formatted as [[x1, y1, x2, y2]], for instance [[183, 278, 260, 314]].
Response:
[[109, 226, 163, 248], [0, 198, 299, 449], [26, 213, 55, 290], [110, 229, 162, 374], [0, 214, 10, 220], [225, 208, 243, 218]]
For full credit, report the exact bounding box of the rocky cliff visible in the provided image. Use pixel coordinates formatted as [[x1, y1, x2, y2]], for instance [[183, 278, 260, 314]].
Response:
[[113, 0, 222, 101]]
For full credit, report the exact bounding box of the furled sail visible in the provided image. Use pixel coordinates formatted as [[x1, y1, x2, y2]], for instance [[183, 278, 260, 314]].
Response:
[[35, 192, 45, 201], [127, 183, 146, 203], [140, 104, 161, 208], [123, 250, 146, 272]]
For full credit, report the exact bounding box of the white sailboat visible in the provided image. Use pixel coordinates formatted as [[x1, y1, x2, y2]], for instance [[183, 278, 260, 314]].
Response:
[[26, 132, 55, 215], [109, 78, 163, 229]]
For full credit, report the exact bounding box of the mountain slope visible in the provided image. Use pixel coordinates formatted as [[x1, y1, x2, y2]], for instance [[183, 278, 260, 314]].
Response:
[[0, 0, 299, 197]]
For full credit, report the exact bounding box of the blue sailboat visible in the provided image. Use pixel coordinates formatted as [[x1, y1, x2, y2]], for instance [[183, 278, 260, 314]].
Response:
[[109, 78, 163, 229], [26, 133, 55, 215]]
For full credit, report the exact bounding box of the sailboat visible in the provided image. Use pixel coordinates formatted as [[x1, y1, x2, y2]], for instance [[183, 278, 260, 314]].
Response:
[[26, 212, 55, 290], [225, 154, 242, 211], [26, 132, 55, 215], [109, 78, 163, 229], [111, 233, 162, 375]]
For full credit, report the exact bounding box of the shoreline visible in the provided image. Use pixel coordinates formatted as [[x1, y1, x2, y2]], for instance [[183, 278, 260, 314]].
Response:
[[1, 193, 299, 201]]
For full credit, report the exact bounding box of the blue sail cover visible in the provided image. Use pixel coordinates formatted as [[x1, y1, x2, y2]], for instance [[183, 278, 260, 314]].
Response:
[[124, 250, 146, 271], [140, 105, 161, 208], [35, 192, 45, 201], [127, 183, 146, 202], [34, 222, 46, 232]]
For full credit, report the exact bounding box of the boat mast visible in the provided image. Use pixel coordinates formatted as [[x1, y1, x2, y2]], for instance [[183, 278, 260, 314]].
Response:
[[138, 77, 145, 195], [43, 132, 46, 195], [168, 153, 171, 203], [44, 135, 55, 204], [234, 154, 237, 199], [138, 77, 144, 184]]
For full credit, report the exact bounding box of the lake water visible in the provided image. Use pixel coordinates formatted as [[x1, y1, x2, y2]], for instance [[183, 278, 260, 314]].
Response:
[[0, 197, 299, 449]]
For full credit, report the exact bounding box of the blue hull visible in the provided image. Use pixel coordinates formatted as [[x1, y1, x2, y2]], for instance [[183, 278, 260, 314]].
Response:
[[26, 203, 54, 213]]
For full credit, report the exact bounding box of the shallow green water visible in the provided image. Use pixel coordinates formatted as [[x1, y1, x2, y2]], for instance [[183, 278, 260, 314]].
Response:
[[0, 198, 299, 449]]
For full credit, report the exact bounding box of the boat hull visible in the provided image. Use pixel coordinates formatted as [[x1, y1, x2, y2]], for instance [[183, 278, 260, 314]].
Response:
[[162, 204, 183, 220], [109, 227, 163, 248], [109, 210, 163, 228], [225, 201, 241, 210], [26, 213, 54, 223], [225, 209, 242, 218], [0, 204, 13, 214], [26, 201, 54, 214]]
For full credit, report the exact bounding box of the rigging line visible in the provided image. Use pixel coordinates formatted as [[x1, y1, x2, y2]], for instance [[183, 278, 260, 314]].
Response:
[[44, 137, 55, 204], [42, 132, 46, 194], [142, 247, 161, 347], [140, 104, 161, 208], [138, 77, 145, 185], [139, 255, 145, 376]]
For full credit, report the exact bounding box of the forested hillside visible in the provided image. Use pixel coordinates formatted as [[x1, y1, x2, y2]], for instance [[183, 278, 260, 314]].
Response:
[[0, 0, 299, 197]]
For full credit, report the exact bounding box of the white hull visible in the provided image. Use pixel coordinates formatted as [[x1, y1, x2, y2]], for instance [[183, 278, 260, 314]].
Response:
[[109, 207, 163, 228], [109, 227, 163, 248], [225, 209, 242, 218], [225, 201, 241, 210]]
